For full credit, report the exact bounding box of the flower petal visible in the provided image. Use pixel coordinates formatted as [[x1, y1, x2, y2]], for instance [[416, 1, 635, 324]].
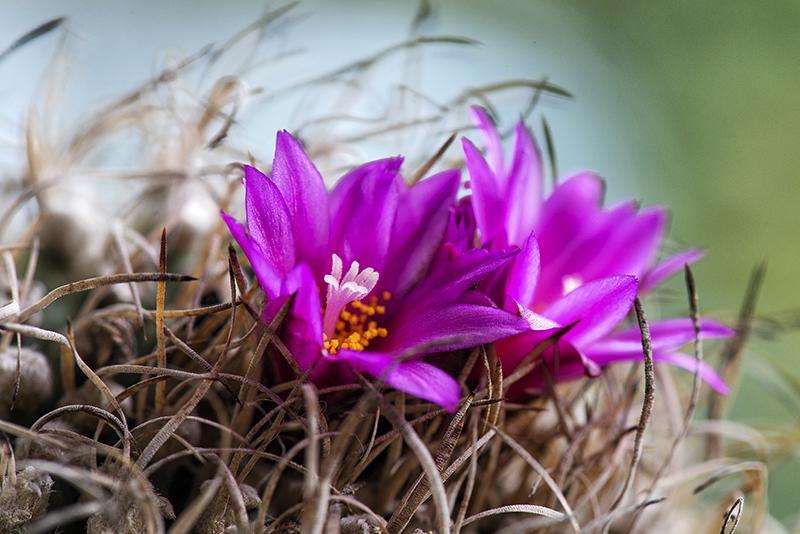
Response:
[[329, 158, 401, 272], [331, 349, 461, 411], [535, 201, 635, 306], [271, 131, 331, 273], [380, 248, 532, 355], [382, 168, 460, 299], [542, 275, 638, 347], [383, 360, 461, 411], [463, 137, 506, 248], [280, 263, 324, 365], [515, 302, 562, 330], [470, 106, 505, 176], [581, 206, 667, 282], [505, 120, 542, 245], [243, 165, 297, 275], [641, 248, 705, 292], [652, 351, 730, 395], [534, 173, 606, 305], [381, 294, 531, 356], [586, 318, 734, 356], [221, 210, 282, 297], [581, 318, 732, 394], [536, 173, 605, 239], [396, 247, 520, 316], [504, 232, 541, 311]]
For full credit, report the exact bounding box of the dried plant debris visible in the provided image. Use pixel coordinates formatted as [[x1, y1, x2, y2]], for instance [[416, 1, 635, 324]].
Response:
[[0, 7, 778, 534], [0, 442, 54, 532], [0, 465, 54, 531], [85, 479, 175, 534], [196, 480, 261, 534]]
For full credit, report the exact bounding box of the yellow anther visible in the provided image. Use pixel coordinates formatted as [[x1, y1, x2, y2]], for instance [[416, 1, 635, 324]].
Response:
[[382, 291, 392, 301], [323, 291, 391, 354]]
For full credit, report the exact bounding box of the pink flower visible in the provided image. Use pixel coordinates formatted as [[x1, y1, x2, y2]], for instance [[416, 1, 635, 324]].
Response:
[[462, 107, 732, 397], [223, 131, 530, 409]]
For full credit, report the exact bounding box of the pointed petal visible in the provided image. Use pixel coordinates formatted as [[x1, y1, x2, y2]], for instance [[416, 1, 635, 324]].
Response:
[[504, 232, 540, 311], [281, 317, 324, 378], [586, 318, 734, 355], [382, 169, 460, 298], [221, 210, 282, 297], [582, 206, 667, 282], [505, 120, 543, 245], [537, 173, 605, 237], [329, 158, 401, 272], [542, 275, 638, 347], [652, 351, 729, 395], [462, 137, 506, 248], [383, 360, 461, 411], [470, 106, 504, 177], [330, 350, 461, 410], [534, 173, 606, 305], [581, 318, 732, 394], [641, 248, 705, 292], [271, 131, 331, 272], [381, 287, 529, 356], [535, 201, 633, 307], [280, 263, 324, 365], [243, 165, 296, 275], [515, 302, 561, 330], [399, 247, 520, 314]]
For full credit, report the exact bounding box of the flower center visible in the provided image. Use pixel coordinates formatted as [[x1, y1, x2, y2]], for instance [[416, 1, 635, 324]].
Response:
[[322, 254, 390, 354], [323, 294, 391, 354], [562, 274, 583, 296]]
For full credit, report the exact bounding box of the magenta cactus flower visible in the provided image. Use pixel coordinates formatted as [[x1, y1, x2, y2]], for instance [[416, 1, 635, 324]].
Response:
[[222, 131, 530, 410], [462, 107, 732, 397]]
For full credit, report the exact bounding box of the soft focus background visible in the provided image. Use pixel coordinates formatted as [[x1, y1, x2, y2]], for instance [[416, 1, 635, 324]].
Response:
[[2, 0, 799, 525]]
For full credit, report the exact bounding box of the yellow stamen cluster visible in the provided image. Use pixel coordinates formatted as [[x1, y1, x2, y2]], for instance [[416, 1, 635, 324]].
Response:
[[323, 292, 391, 354]]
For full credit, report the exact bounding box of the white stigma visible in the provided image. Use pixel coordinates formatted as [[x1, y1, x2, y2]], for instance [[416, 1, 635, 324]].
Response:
[[323, 253, 380, 341]]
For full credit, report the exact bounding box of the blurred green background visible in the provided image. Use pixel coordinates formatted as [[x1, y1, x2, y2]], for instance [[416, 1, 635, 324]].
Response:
[[532, 1, 800, 523], [3, 0, 799, 526], [540, 1, 800, 524], [430, 6, 800, 523], [572, 1, 800, 524]]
